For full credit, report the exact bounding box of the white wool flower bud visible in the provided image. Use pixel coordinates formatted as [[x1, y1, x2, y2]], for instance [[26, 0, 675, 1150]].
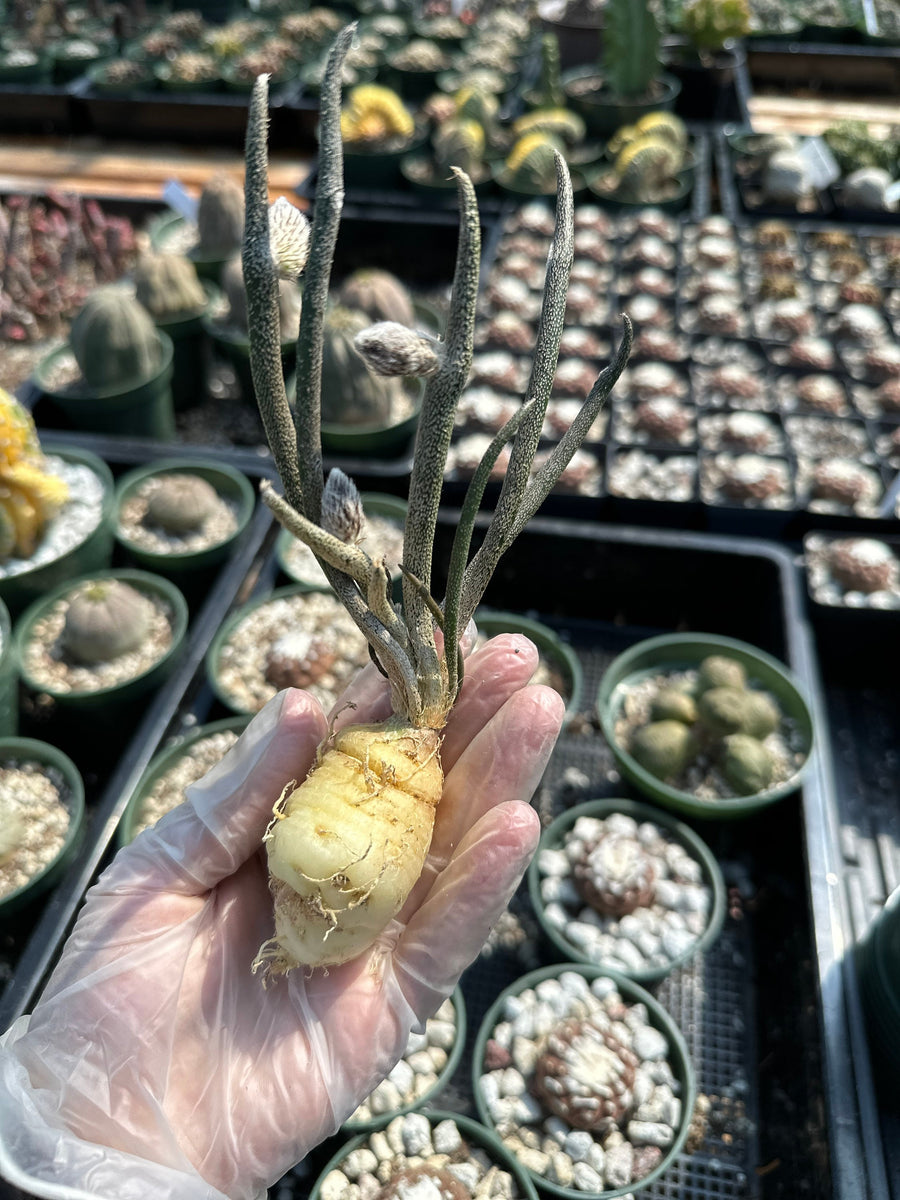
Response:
[[320, 468, 365, 544], [354, 321, 442, 378], [268, 197, 310, 278]]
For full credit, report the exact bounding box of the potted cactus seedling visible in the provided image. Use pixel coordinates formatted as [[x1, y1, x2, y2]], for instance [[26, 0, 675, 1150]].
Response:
[[15, 569, 189, 745], [0, 44, 51, 84], [494, 131, 586, 197], [149, 172, 245, 286], [590, 112, 693, 210], [401, 115, 494, 200], [86, 55, 156, 93], [154, 49, 222, 91], [340, 83, 424, 188], [0, 737, 85, 917], [665, 0, 750, 121], [562, 0, 681, 137], [234, 27, 631, 976], [134, 250, 218, 411], [30, 286, 176, 439], [511, 106, 594, 169], [0, 391, 115, 617], [523, 31, 567, 109], [598, 633, 815, 819], [113, 458, 256, 594], [384, 37, 453, 101]]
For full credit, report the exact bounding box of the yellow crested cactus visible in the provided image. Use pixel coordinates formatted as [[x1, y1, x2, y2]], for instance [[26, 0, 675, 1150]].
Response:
[[341, 84, 415, 146], [0, 389, 68, 560], [633, 111, 688, 150]]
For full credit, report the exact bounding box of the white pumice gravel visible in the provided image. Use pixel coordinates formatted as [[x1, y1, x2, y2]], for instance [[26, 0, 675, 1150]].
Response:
[[22, 584, 176, 693], [537, 811, 713, 974], [805, 534, 900, 610], [214, 590, 370, 714], [0, 456, 106, 581], [0, 760, 72, 899], [346, 996, 459, 1124], [608, 450, 697, 503], [281, 512, 405, 587], [118, 476, 240, 555], [132, 728, 242, 838], [479, 972, 683, 1193], [318, 1112, 527, 1200]]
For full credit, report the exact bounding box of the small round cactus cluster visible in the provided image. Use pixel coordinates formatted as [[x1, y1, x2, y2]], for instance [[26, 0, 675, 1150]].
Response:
[[621, 655, 792, 798]]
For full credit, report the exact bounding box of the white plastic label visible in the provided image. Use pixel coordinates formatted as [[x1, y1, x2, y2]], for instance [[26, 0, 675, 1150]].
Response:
[[798, 137, 841, 189], [162, 178, 198, 224]]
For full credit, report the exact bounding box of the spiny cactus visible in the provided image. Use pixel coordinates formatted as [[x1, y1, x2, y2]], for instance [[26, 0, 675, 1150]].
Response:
[[196, 172, 245, 259], [337, 268, 415, 328], [388, 38, 447, 72], [512, 108, 586, 146], [633, 110, 688, 150], [62, 579, 154, 664], [69, 286, 161, 390], [433, 118, 485, 178], [503, 132, 564, 192], [823, 120, 898, 175], [145, 474, 219, 534], [134, 251, 207, 321], [614, 136, 684, 202], [534, 32, 564, 108], [680, 0, 751, 53], [602, 0, 662, 99], [454, 86, 499, 128], [221, 254, 302, 341], [321, 305, 404, 426], [340, 83, 415, 148]]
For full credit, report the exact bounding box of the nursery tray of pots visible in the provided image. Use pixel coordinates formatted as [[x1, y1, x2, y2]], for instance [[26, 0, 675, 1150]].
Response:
[[0, 79, 77, 135], [1, 506, 888, 1198]]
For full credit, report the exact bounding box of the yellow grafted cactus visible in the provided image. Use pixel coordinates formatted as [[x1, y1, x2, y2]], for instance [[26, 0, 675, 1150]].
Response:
[[341, 84, 414, 146], [512, 107, 585, 145], [633, 111, 688, 150], [0, 389, 69, 560], [506, 131, 558, 174]]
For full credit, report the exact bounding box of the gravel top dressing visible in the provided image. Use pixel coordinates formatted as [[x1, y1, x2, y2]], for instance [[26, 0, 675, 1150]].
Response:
[[478, 972, 685, 1194], [215, 591, 370, 713], [282, 513, 405, 587], [805, 534, 900, 609], [0, 457, 106, 581], [134, 728, 241, 838], [22, 585, 176, 694], [537, 811, 713, 975], [0, 761, 71, 900], [118, 476, 240, 555]]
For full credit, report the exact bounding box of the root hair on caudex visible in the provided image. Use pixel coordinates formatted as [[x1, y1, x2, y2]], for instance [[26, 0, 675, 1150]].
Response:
[[241, 28, 632, 975]]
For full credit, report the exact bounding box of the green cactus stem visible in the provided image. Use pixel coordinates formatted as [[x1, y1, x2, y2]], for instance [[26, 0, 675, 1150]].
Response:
[[69, 287, 161, 390], [680, 0, 750, 54], [535, 32, 564, 108], [196, 172, 245, 260], [433, 118, 485, 178], [721, 733, 773, 794], [602, 0, 661, 100], [630, 719, 695, 781], [134, 251, 207, 320]]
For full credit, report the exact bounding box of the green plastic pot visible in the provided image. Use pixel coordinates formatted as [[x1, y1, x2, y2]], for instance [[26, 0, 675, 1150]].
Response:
[[857, 885, 900, 1092], [0, 737, 85, 916], [473, 963, 695, 1199], [342, 128, 427, 189], [202, 314, 296, 407], [399, 154, 496, 201], [343, 986, 467, 1131], [153, 62, 223, 91], [30, 333, 176, 440], [597, 633, 815, 820], [15, 568, 189, 717], [0, 446, 115, 619], [153, 282, 219, 411], [561, 67, 682, 137], [49, 40, 111, 83], [527, 798, 727, 984], [587, 172, 693, 214], [276, 492, 407, 598], [114, 457, 255, 582], [0, 53, 51, 83], [321, 380, 423, 458], [0, 597, 17, 738], [311, 1109, 539, 1200], [117, 714, 251, 848], [491, 160, 589, 198], [474, 609, 583, 724]]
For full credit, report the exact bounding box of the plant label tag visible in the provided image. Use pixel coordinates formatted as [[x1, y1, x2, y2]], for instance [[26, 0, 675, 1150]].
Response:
[[162, 179, 199, 224], [798, 138, 841, 189]]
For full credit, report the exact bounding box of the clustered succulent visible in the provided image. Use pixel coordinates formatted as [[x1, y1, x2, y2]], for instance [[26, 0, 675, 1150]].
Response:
[[0, 390, 69, 561]]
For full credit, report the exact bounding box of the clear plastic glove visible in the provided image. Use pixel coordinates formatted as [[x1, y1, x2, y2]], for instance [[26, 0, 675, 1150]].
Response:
[[0, 634, 562, 1200]]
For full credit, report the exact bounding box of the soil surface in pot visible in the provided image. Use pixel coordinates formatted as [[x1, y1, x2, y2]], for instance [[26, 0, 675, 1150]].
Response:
[[0, 759, 72, 900], [133, 726, 241, 839]]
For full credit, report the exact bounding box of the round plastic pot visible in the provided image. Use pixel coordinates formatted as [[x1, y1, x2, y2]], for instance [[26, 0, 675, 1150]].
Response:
[[85, 58, 156, 93], [0, 446, 115, 619], [491, 161, 589, 198], [0, 597, 17, 738], [321, 382, 422, 458], [597, 632, 815, 820], [342, 129, 427, 189], [153, 63, 223, 92], [31, 333, 176, 440], [472, 963, 695, 1199], [587, 172, 693, 214], [15, 568, 190, 717], [276, 491, 407, 598], [117, 714, 251, 848], [382, 64, 445, 101], [154, 283, 219, 411], [0, 737, 85, 916], [0, 54, 51, 83], [343, 986, 467, 1132], [399, 154, 495, 201], [474, 609, 583, 724], [203, 315, 295, 407], [113, 457, 256, 580], [561, 68, 682, 137], [527, 797, 727, 984], [311, 1108, 539, 1200]]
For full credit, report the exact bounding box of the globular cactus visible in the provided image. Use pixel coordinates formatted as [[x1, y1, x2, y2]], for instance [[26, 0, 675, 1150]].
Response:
[[697, 655, 746, 691], [340, 84, 415, 148], [337, 268, 416, 328], [145, 474, 219, 535], [69, 287, 161, 390], [454, 86, 499, 129], [680, 0, 751, 52], [321, 306, 404, 426], [389, 38, 447, 72], [134, 251, 207, 321], [503, 132, 563, 192], [633, 110, 688, 151], [824, 120, 897, 175], [602, 0, 662, 99], [0, 390, 68, 561], [630, 719, 695, 781], [650, 687, 698, 725], [62, 579, 154, 665], [612, 136, 684, 203], [433, 118, 485, 178], [534, 32, 564, 108], [221, 254, 302, 341], [512, 108, 586, 146], [721, 733, 773, 794], [196, 172, 245, 260]]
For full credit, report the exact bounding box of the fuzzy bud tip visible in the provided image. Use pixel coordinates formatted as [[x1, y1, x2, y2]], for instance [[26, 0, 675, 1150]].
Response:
[[321, 468, 365, 544], [354, 321, 442, 378], [268, 197, 310, 278]]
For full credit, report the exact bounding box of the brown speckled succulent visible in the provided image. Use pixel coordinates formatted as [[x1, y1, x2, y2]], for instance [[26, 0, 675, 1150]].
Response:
[[630, 267, 674, 297], [718, 411, 779, 452], [828, 252, 867, 280], [783, 337, 835, 370], [810, 230, 856, 253], [485, 276, 537, 318], [756, 220, 793, 247], [768, 299, 815, 338], [861, 343, 900, 380], [559, 327, 604, 358], [630, 209, 677, 239], [573, 229, 614, 264], [624, 236, 675, 270], [479, 312, 533, 354], [833, 303, 889, 345], [532, 1016, 638, 1133], [633, 397, 693, 443], [553, 359, 602, 398], [873, 377, 900, 413], [697, 294, 743, 336], [631, 328, 685, 362], [629, 362, 685, 401], [694, 235, 737, 269], [628, 294, 671, 329], [758, 273, 799, 301], [825, 538, 899, 594], [810, 459, 881, 507], [572, 830, 657, 918], [719, 455, 787, 502], [707, 363, 763, 401], [470, 351, 525, 392], [760, 248, 800, 273], [264, 632, 337, 690], [839, 280, 883, 307], [794, 374, 847, 415]]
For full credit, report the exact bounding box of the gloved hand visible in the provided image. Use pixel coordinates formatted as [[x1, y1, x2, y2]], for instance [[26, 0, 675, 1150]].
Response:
[[0, 633, 562, 1200]]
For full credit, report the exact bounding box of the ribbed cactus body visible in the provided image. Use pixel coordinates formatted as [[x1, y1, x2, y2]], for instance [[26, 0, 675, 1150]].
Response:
[[505, 133, 562, 191], [615, 136, 684, 202], [337, 269, 416, 328], [70, 287, 161, 390], [62, 580, 154, 665], [513, 107, 586, 146], [221, 255, 302, 341], [341, 84, 414, 147], [196, 173, 245, 259], [454, 86, 498, 127], [603, 0, 661, 99], [135, 252, 207, 320], [433, 118, 485, 177], [536, 32, 564, 108], [634, 111, 687, 150], [321, 306, 403, 426]]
